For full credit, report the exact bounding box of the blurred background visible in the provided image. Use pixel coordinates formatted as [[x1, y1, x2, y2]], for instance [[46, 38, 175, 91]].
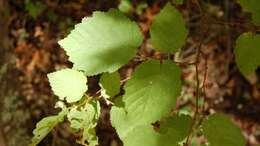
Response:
[[0, 0, 259, 146]]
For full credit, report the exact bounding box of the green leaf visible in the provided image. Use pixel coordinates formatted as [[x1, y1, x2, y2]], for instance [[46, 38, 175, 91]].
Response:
[[47, 68, 87, 103], [235, 33, 260, 75], [111, 60, 182, 139], [67, 101, 100, 130], [82, 127, 98, 146], [58, 9, 143, 75], [202, 113, 246, 146], [113, 113, 191, 146], [99, 71, 121, 98], [136, 2, 148, 15], [172, 0, 184, 5], [238, 0, 260, 25], [25, 0, 46, 19], [30, 109, 68, 146], [150, 3, 187, 53], [118, 0, 132, 13], [67, 100, 100, 146]]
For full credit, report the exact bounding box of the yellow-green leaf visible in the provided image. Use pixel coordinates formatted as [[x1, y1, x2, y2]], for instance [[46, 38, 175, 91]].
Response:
[[48, 68, 87, 103]]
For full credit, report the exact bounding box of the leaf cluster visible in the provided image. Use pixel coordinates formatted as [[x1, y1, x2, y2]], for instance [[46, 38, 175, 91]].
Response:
[[29, 1, 260, 146]]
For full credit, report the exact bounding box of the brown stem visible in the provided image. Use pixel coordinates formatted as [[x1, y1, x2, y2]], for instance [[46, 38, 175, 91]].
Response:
[[201, 56, 208, 115], [184, 39, 203, 146]]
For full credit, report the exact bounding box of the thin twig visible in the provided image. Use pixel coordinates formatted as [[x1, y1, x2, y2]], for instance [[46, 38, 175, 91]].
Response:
[[201, 56, 208, 115], [174, 61, 197, 66], [184, 39, 203, 146]]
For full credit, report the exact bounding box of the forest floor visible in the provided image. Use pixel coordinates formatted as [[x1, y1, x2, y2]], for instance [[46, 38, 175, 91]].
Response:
[[0, 0, 260, 146]]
